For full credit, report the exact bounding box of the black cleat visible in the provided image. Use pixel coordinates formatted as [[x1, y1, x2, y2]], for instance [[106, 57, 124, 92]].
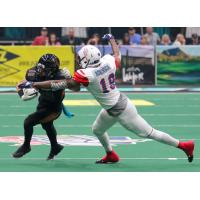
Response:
[[96, 159, 108, 164], [188, 155, 193, 163], [47, 144, 64, 160], [12, 145, 31, 158]]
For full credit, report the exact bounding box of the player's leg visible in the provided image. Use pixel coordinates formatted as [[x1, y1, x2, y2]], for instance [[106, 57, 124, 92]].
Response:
[[13, 108, 62, 158], [41, 119, 64, 160], [118, 99, 194, 162], [42, 121, 58, 147], [23, 108, 54, 147], [12, 111, 42, 158], [118, 100, 179, 147], [92, 109, 116, 152], [23, 112, 41, 147], [92, 109, 119, 163]]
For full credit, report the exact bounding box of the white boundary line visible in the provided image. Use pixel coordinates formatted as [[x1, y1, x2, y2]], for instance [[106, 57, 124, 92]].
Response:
[[0, 157, 198, 161], [1, 124, 200, 128], [0, 113, 200, 117], [1, 92, 200, 94], [1, 104, 200, 108]]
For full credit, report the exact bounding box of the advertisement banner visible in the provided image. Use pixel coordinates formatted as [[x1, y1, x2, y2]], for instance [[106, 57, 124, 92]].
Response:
[[0, 46, 75, 86], [120, 45, 155, 85], [157, 45, 200, 85], [75, 45, 156, 85]]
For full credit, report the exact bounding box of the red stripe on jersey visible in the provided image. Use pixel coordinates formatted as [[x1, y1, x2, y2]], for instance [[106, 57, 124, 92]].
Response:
[[79, 69, 85, 75], [115, 57, 121, 69], [73, 71, 89, 87]]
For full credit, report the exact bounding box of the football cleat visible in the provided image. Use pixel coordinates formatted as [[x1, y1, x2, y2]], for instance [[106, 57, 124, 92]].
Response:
[[12, 145, 31, 158], [96, 150, 120, 164], [178, 140, 194, 162], [47, 144, 64, 160]]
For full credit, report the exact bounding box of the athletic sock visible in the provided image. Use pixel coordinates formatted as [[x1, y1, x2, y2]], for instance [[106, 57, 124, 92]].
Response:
[[148, 129, 179, 147]]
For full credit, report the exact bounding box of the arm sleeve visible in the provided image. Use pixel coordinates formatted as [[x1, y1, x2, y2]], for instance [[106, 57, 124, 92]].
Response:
[[73, 69, 89, 87]]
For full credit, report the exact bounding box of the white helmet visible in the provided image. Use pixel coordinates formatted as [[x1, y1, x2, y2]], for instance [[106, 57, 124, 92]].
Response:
[[77, 45, 101, 68]]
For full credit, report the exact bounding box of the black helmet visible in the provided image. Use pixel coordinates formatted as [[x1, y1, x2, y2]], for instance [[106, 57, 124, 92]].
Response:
[[38, 53, 60, 78]]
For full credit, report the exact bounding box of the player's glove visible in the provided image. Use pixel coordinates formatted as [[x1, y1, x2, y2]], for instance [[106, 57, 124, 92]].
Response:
[[62, 68, 72, 79], [18, 81, 33, 89], [102, 34, 114, 41], [36, 63, 45, 73]]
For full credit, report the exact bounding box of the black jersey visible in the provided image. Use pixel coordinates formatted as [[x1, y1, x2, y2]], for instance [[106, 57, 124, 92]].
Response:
[[26, 67, 66, 112]]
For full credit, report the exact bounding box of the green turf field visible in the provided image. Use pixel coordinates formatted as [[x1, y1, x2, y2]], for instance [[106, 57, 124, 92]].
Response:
[[0, 92, 199, 172]]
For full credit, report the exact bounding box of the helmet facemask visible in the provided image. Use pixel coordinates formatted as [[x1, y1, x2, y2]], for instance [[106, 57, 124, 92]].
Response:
[[77, 45, 101, 69], [38, 54, 60, 79], [77, 55, 90, 69]]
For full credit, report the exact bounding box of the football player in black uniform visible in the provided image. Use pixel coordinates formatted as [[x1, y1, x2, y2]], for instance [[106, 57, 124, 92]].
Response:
[[13, 53, 73, 160]]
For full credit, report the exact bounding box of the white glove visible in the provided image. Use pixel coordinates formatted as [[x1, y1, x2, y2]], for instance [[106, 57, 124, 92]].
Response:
[[62, 68, 72, 79]]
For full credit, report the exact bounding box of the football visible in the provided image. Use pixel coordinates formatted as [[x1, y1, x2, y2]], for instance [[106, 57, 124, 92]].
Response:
[[18, 88, 38, 101]]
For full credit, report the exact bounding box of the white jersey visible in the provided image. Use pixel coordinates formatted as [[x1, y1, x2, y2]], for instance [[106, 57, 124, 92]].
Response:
[[74, 54, 120, 109]]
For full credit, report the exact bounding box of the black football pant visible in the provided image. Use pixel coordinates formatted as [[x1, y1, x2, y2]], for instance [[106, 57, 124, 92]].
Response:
[[23, 106, 61, 149]]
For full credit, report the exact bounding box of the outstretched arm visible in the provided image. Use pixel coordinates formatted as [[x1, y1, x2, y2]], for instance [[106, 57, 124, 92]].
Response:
[[32, 79, 80, 92], [103, 34, 121, 67], [110, 37, 120, 58]]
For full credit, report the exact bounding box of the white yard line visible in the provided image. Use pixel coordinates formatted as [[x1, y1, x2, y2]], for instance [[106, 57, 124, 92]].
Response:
[[0, 157, 198, 161], [1, 124, 200, 128], [1, 104, 200, 108], [1, 113, 200, 117]]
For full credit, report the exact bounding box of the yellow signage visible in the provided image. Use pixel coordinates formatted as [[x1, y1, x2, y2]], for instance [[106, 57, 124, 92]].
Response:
[[0, 46, 75, 86], [63, 99, 155, 106]]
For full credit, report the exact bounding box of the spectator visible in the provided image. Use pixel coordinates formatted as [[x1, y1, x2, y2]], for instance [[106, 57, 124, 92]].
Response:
[[128, 27, 141, 45], [47, 33, 61, 46], [173, 33, 186, 46], [144, 27, 160, 46], [61, 27, 87, 38], [140, 35, 149, 45], [161, 34, 172, 45], [32, 27, 48, 46], [191, 33, 199, 45], [186, 27, 200, 38], [87, 33, 101, 45], [60, 28, 82, 45], [122, 33, 130, 45]]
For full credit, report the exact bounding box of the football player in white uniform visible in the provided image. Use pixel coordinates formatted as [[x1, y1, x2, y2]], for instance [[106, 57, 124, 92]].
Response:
[[18, 34, 195, 164]]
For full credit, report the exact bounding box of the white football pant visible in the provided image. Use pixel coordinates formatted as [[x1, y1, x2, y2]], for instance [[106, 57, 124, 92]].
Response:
[[92, 99, 179, 152]]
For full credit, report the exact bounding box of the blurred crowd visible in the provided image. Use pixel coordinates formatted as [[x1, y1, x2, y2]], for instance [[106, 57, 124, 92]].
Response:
[[31, 27, 200, 47], [121, 27, 199, 46], [1, 27, 200, 46]]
